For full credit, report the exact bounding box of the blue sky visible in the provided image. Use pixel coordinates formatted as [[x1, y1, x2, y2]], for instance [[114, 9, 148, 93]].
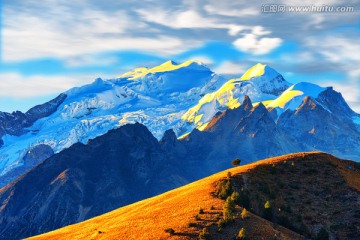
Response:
[[1, 0, 360, 112]]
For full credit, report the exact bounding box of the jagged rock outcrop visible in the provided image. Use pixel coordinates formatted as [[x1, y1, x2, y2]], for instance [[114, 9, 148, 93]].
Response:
[[277, 93, 360, 159], [178, 96, 302, 172], [0, 93, 66, 139], [0, 144, 55, 187]]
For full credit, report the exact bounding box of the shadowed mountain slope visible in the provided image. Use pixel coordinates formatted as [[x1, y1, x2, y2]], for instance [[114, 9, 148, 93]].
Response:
[[29, 152, 360, 240], [0, 123, 190, 239]]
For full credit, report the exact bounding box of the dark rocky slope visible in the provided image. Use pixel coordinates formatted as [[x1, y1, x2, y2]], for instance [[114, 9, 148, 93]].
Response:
[[0, 123, 188, 239]]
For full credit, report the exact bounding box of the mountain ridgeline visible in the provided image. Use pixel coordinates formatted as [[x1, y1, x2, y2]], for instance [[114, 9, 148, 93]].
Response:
[[1, 61, 360, 187], [0, 93, 66, 143], [0, 61, 360, 238]]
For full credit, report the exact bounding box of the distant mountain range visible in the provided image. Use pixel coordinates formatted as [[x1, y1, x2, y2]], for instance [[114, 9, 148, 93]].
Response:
[[0, 60, 359, 187]]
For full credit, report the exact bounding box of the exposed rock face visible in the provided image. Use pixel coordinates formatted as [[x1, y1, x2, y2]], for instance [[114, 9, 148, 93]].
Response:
[[277, 91, 360, 159], [25, 93, 67, 124], [0, 123, 188, 239], [178, 90, 360, 171], [0, 144, 54, 194], [317, 87, 355, 117], [23, 144, 54, 165], [0, 93, 66, 139], [0, 94, 66, 186], [0, 111, 28, 137], [252, 74, 291, 95], [179, 96, 302, 172]]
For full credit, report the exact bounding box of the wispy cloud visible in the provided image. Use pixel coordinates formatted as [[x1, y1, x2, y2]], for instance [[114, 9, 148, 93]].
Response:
[[2, 2, 197, 62], [136, 8, 248, 36], [233, 34, 282, 55], [3, 16, 192, 62], [213, 61, 247, 75], [204, 4, 259, 17], [0, 72, 92, 97], [307, 35, 360, 78], [2, 0, 287, 63], [64, 54, 119, 68]]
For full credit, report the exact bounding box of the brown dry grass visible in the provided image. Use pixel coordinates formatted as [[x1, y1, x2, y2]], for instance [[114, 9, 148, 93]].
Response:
[[329, 156, 360, 191], [28, 152, 357, 240]]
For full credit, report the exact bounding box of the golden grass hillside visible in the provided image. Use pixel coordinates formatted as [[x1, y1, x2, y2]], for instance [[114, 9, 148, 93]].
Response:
[[28, 152, 360, 240]]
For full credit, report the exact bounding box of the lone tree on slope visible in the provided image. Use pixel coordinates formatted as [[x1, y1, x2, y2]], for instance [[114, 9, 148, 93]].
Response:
[[232, 158, 241, 167]]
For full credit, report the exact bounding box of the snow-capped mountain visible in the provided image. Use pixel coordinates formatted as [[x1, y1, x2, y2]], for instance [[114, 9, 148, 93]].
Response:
[[0, 60, 360, 187], [181, 63, 291, 132], [266, 82, 327, 116], [0, 60, 225, 186]]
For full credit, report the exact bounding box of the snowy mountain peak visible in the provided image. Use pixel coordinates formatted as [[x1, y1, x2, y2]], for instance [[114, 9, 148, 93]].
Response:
[[291, 82, 326, 94], [266, 82, 326, 110], [181, 64, 291, 131], [240, 63, 267, 80], [242, 95, 253, 111], [119, 60, 210, 80], [164, 60, 179, 65], [237, 63, 282, 81]]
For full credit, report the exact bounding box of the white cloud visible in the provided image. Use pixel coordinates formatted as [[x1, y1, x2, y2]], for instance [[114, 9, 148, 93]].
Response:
[[279, 52, 316, 64], [181, 55, 214, 66], [64, 55, 119, 68], [306, 36, 360, 79], [0, 73, 92, 98], [3, 0, 358, 65], [136, 9, 249, 36], [233, 34, 282, 55], [204, 4, 259, 17], [213, 61, 247, 75], [309, 37, 360, 63], [2, 4, 197, 62]]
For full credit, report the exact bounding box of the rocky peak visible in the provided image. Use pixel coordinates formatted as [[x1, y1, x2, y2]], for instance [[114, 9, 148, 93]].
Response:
[[0, 93, 67, 141], [316, 87, 355, 117], [252, 102, 268, 115], [241, 95, 253, 111], [25, 93, 67, 123], [204, 96, 253, 132], [159, 129, 177, 144], [296, 96, 319, 113]]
